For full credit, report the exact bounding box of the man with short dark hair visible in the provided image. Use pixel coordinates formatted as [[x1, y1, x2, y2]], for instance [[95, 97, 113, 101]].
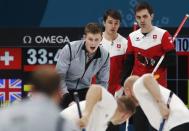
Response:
[[121, 2, 176, 131], [101, 9, 128, 95], [122, 1, 176, 88], [56, 23, 110, 109], [101, 9, 128, 131]]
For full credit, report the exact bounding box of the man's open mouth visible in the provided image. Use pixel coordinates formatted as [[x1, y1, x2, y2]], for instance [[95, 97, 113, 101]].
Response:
[[90, 47, 96, 50]]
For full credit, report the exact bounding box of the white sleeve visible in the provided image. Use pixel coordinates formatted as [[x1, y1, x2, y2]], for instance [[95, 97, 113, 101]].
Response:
[[133, 76, 165, 130], [97, 87, 117, 116], [60, 101, 86, 123]]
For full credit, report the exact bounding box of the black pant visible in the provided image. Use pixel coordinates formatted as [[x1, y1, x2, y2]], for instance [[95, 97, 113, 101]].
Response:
[[171, 123, 189, 131], [133, 106, 156, 131], [59, 88, 88, 109]]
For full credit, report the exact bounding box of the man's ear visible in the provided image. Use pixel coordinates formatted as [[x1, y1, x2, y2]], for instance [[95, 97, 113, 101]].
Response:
[[83, 34, 86, 40], [100, 35, 103, 41], [103, 21, 106, 27], [151, 13, 154, 20], [123, 111, 131, 120]]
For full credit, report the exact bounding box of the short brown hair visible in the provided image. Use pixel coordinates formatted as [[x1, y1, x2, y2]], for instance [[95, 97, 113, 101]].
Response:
[[103, 9, 121, 22], [117, 96, 136, 114], [84, 23, 102, 35], [30, 66, 61, 96], [135, 2, 154, 15]]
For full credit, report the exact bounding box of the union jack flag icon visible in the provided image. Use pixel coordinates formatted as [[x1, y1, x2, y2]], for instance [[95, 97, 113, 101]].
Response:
[[0, 79, 22, 104]]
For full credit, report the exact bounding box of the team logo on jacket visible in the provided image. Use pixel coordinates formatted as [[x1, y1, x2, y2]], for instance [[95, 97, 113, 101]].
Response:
[[135, 37, 140, 41], [153, 35, 157, 39], [117, 44, 121, 48]]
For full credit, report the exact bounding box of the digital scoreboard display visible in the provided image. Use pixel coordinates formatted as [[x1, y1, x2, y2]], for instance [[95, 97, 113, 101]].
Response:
[[0, 28, 83, 104], [176, 38, 189, 55], [0, 28, 188, 107]]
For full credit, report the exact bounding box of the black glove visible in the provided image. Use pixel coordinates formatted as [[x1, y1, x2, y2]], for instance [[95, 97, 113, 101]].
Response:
[[137, 53, 156, 67], [59, 93, 73, 109]]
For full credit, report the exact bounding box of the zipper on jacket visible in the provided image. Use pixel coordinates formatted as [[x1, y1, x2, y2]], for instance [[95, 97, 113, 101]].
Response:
[[75, 53, 95, 90]]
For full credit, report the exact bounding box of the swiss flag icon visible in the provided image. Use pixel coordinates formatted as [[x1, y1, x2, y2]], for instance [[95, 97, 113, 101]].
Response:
[[117, 44, 121, 48], [153, 35, 157, 39], [0, 48, 22, 70]]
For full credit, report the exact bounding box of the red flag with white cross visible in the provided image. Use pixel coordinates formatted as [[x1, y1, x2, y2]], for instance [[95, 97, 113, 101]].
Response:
[[0, 48, 22, 70]]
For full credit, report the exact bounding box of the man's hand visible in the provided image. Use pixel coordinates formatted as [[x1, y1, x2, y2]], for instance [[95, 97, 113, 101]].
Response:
[[157, 101, 170, 119], [77, 115, 88, 129], [137, 53, 156, 67]]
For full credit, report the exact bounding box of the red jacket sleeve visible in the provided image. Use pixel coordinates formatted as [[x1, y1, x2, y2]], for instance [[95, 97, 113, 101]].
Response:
[[162, 31, 175, 52]]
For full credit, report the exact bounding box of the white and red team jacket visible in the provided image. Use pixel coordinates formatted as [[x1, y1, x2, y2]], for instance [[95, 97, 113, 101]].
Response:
[[101, 33, 128, 95], [127, 26, 175, 87]]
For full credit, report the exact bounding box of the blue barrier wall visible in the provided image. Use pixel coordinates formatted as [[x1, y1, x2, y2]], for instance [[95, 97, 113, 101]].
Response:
[[0, 0, 189, 27]]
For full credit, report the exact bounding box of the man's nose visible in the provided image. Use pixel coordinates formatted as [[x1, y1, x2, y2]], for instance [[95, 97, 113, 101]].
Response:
[[112, 23, 117, 28], [141, 17, 145, 22], [91, 40, 96, 45]]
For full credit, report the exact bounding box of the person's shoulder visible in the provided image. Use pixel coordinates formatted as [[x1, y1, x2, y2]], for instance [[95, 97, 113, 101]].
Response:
[[100, 46, 108, 53], [66, 40, 84, 53], [133, 75, 144, 89], [153, 26, 167, 34], [117, 33, 128, 43], [100, 85, 117, 110], [129, 28, 141, 38], [100, 85, 114, 100], [70, 40, 84, 47], [99, 46, 109, 56], [133, 74, 152, 93]]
